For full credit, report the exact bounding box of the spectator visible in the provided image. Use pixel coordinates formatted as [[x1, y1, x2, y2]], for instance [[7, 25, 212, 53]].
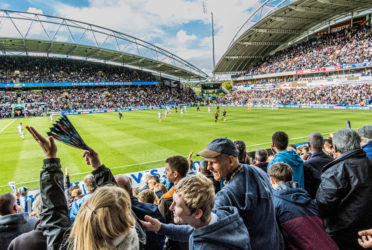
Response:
[[0, 193, 37, 250], [69, 174, 97, 222], [316, 128, 372, 249], [234, 140, 247, 164], [199, 159, 221, 193], [142, 175, 250, 249], [253, 148, 268, 172], [16, 186, 34, 214], [268, 162, 338, 250], [26, 126, 139, 249], [138, 190, 156, 204], [115, 174, 165, 250], [147, 175, 160, 190], [268, 131, 305, 188], [153, 183, 167, 200], [303, 132, 333, 199], [139, 173, 152, 191], [197, 137, 283, 249], [158, 156, 189, 250], [8, 194, 47, 250], [324, 138, 334, 157], [358, 125, 372, 159]]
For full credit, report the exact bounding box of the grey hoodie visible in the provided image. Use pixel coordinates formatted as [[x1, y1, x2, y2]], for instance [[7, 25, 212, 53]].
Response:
[[159, 206, 251, 250]]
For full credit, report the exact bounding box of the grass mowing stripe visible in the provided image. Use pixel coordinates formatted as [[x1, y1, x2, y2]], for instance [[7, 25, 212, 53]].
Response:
[[0, 119, 17, 134], [1, 107, 371, 194]]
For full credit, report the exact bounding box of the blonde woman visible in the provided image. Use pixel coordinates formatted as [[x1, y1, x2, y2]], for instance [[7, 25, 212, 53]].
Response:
[[26, 126, 139, 250]]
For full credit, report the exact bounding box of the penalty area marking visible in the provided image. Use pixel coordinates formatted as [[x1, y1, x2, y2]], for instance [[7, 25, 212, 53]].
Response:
[[0, 119, 17, 134]]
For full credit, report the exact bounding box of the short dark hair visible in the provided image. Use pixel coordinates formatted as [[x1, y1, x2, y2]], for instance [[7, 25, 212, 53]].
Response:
[[0, 193, 15, 216], [199, 159, 211, 176], [166, 155, 189, 178], [255, 148, 268, 162], [268, 162, 293, 183], [308, 132, 324, 151], [272, 131, 289, 150], [234, 140, 246, 163]]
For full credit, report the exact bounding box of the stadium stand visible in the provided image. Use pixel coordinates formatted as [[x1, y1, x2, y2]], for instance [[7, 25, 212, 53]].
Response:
[[238, 24, 370, 76], [219, 83, 372, 106]]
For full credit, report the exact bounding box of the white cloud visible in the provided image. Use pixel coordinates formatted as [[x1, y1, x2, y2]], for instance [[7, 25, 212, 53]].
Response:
[[9, 0, 263, 75], [176, 30, 197, 44]]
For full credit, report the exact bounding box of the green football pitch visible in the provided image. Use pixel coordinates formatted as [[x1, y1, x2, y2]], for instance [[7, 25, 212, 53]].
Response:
[[0, 106, 370, 194]]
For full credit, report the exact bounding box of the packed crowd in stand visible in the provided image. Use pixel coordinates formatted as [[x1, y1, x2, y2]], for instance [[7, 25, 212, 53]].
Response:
[[0, 85, 199, 118], [237, 24, 371, 76], [2, 125, 372, 250], [0, 56, 156, 83], [219, 83, 372, 106]]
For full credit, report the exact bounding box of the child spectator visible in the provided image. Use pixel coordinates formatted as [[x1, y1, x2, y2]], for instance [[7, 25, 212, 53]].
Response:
[[268, 162, 338, 250]]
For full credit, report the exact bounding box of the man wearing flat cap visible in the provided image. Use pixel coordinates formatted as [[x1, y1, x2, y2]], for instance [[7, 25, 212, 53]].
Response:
[[197, 137, 284, 250], [358, 125, 372, 159]]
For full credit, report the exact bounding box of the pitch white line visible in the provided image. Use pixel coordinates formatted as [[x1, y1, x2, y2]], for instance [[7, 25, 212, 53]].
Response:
[[0, 119, 17, 134], [0, 131, 336, 188]]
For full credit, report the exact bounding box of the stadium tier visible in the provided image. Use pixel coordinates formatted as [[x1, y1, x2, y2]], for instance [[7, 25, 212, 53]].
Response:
[[1, 3, 372, 250]]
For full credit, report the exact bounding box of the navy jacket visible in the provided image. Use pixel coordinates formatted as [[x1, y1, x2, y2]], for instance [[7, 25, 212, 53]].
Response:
[[273, 182, 338, 250], [159, 206, 251, 250], [131, 196, 165, 250], [214, 164, 284, 250], [303, 151, 333, 199], [268, 151, 304, 188]]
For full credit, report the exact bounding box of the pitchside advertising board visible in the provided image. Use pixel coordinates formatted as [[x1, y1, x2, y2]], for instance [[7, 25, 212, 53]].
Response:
[[0, 81, 158, 88]]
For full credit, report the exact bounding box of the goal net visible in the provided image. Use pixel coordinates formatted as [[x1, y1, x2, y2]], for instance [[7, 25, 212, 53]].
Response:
[[248, 98, 279, 109]]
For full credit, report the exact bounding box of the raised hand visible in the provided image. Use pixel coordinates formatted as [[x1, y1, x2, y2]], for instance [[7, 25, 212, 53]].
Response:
[[82, 145, 102, 170], [26, 126, 57, 159]]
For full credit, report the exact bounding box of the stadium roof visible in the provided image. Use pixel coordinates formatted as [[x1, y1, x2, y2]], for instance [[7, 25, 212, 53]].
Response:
[[0, 9, 209, 80], [214, 0, 372, 74]]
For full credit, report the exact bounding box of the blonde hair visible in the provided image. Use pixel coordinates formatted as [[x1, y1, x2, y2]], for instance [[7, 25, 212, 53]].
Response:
[[69, 186, 135, 250], [175, 175, 215, 223], [154, 183, 167, 194]]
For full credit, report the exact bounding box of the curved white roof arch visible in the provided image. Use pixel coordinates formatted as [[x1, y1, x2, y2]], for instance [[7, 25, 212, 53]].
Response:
[[214, 0, 372, 74], [0, 9, 209, 80]]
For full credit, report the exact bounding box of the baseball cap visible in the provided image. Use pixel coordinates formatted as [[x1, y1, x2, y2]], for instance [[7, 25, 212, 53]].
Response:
[[358, 125, 372, 139], [197, 137, 239, 158]]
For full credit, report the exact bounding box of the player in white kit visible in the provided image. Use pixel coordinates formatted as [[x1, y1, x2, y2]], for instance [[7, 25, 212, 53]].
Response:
[[18, 123, 24, 139]]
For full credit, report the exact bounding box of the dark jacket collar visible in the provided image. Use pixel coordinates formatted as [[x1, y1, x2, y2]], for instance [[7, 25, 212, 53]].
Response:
[[322, 148, 366, 173]]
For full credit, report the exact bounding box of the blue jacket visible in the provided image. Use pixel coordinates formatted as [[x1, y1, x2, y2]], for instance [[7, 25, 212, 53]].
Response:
[[303, 151, 333, 199], [131, 196, 165, 250], [362, 142, 372, 159], [214, 164, 284, 250], [268, 150, 305, 188], [159, 206, 251, 250], [273, 182, 338, 250], [69, 193, 93, 222]]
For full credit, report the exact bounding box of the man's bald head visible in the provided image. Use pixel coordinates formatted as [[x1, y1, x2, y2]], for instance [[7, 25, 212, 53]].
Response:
[[115, 174, 132, 195]]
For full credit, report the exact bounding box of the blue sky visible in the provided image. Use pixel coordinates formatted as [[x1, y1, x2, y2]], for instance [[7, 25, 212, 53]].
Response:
[[0, 0, 270, 75]]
